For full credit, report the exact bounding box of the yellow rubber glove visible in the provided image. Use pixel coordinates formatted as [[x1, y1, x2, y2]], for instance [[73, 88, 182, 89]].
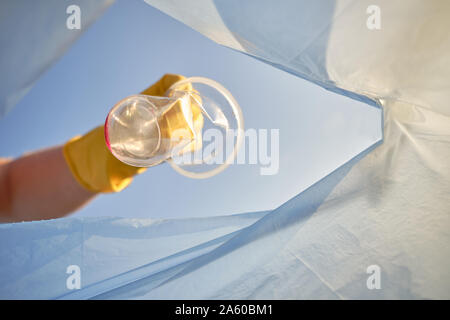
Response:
[[146, 75, 204, 155], [63, 74, 203, 193]]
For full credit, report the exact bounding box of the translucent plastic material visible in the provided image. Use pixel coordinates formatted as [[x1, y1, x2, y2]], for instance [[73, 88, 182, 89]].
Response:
[[105, 77, 244, 178]]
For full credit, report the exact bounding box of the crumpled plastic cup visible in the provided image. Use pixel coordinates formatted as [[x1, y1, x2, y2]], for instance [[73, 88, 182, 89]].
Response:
[[105, 77, 244, 179]]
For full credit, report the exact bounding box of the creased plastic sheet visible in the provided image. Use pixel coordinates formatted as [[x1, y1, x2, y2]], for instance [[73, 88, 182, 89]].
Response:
[[0, 0, 114, 117], [1, 0, 449, 299]]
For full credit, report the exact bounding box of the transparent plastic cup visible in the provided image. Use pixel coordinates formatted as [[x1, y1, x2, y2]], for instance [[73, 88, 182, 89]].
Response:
[[105, 77, 244, 179]]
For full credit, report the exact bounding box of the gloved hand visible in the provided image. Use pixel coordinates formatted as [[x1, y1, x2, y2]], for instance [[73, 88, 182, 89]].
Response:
[[63, 74, 203, 193], [145, 75, 204, 156]]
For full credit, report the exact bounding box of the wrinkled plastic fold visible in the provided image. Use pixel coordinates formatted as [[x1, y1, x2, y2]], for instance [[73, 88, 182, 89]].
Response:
[[0, 0, 114, 117]]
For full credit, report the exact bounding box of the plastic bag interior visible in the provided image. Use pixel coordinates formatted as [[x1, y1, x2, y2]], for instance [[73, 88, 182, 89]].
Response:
[[0, 0, 449, 299], [0, 0, 114, 117]]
